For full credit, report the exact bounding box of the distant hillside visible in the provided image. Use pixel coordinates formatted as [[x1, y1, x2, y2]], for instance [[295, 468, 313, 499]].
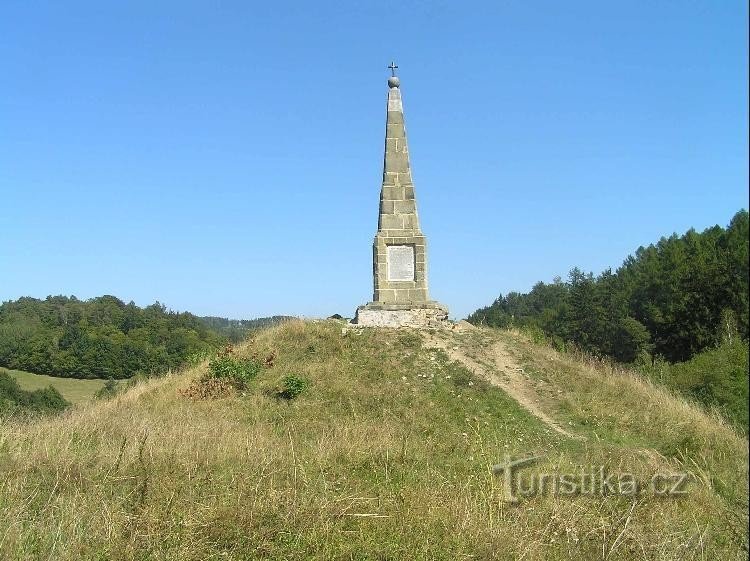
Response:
[[0, 295, 296, 382], [469, 209, 748, 362], [0, 320, 746, 559], [0, 295, 224, 379], [198, 315, 295, 342]]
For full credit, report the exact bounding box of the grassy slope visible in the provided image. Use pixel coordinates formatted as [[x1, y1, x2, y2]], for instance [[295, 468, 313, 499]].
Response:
[[1, 367, 106, 403], [0, 321, 746, 560]]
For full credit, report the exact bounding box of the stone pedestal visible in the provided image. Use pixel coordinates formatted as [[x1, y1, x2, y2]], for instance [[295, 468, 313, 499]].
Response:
[[354, 302, 449, 329]]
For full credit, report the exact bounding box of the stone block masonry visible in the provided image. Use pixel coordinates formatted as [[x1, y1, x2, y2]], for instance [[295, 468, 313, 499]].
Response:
[[353, 67, 449, 329]]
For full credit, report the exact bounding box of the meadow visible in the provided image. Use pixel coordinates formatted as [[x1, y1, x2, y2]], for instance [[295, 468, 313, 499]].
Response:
[[1, 367, 105, 403], [0, 320, 746, 560]]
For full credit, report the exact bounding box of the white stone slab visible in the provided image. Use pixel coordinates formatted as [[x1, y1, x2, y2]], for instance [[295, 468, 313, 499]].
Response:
[[387, 245, 414, 281]]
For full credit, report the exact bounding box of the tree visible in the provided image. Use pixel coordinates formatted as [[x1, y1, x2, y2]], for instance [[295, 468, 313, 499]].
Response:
[[0, 296, 225, 379]]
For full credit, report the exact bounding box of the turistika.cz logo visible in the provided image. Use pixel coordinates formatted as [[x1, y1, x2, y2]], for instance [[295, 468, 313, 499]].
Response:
[[492, 454, 691, 503]]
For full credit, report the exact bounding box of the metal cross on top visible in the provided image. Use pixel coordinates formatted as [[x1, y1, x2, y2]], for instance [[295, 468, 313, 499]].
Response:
[[388, 61, 398, 76]]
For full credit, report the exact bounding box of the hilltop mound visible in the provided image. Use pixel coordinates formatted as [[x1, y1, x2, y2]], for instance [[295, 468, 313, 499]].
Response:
[[0, 321, 747, 560]]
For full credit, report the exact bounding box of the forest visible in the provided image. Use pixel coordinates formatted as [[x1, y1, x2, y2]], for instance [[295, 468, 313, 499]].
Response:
[[0, 296, 224, 379], [468, 210, 749, 430]]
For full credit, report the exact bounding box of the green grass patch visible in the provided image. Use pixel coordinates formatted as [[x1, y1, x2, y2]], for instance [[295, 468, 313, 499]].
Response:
[[1, 367, 106, 403]]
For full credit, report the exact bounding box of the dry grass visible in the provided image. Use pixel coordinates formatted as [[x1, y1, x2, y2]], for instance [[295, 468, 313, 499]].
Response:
[[0, 320, 746, 560]]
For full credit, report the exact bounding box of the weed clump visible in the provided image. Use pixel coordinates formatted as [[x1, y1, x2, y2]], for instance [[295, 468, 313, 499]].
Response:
[[276, 375, 309, 400], [208, 345, 262, 386], [180, 345, 272, 400]]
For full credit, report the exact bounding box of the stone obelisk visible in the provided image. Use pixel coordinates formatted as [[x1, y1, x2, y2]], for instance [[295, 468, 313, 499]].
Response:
[[354, 64, 449, 328]]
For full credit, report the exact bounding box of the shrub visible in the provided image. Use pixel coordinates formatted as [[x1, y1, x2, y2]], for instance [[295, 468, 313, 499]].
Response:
[[524, 325, 548, 345], [550, 335, 567, 353], [667, 340, 749, 433], [180, 345, 275, 400], [277, 375, 308, 400], [207, 346, 261, 388], [639, 340, 749, 433], [95, 378, 119, 400]]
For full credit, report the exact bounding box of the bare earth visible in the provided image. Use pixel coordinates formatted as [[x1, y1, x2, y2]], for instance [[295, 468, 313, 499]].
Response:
[[422, 327, 581, 439]]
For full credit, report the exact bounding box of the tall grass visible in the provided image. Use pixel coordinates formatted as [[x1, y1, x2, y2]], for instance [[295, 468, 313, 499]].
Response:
[[0, 320, 746, 560]]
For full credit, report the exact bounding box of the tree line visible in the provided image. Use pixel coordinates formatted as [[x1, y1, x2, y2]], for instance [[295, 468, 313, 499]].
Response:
[[468, 210, 749, 430], [469, 210, 748, 363], [0, 295, 225, 379]]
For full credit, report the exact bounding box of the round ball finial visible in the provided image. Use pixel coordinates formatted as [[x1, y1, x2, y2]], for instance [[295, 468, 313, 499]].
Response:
[[388, 76, 400, 88]]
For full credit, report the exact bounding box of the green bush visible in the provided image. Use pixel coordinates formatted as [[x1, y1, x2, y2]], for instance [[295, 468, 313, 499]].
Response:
[[550, 335, 567, 353], [524, 325, 548, 345], [640, 340, 749, 433], [667, 340, 749, 433], [277, 375, 308, 400], [207, 348, 261, 388]]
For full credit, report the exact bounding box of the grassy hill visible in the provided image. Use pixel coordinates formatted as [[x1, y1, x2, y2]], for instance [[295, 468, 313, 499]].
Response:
[[0, 320, 746, 560], [1, 367, 106, 403]]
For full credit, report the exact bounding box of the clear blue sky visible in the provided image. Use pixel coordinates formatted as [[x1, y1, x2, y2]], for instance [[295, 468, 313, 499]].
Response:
[[1, 1, 747, 320]]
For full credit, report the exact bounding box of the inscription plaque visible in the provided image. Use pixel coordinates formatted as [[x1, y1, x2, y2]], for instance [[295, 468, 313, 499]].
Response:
[[387, 245, 415, 281]]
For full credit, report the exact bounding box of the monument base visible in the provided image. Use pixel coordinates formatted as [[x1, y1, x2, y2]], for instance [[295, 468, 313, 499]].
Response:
[[352, 302, 449, 329]]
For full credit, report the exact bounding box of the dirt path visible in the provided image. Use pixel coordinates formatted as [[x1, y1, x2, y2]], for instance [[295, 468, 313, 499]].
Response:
[[422, 328, 581, 439]]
